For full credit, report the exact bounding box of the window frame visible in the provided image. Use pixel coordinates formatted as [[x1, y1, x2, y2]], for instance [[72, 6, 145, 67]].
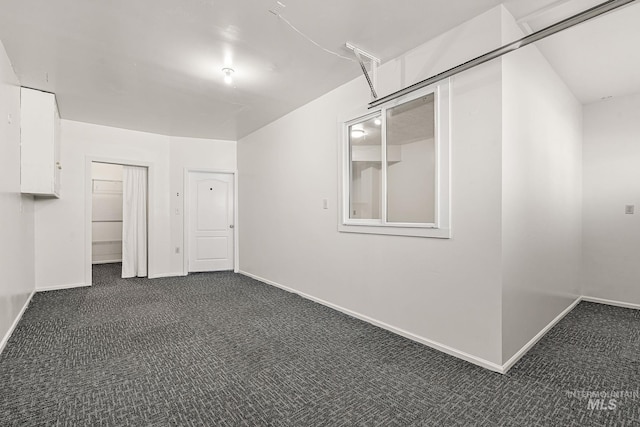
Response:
[[338, 79, 451, 238]]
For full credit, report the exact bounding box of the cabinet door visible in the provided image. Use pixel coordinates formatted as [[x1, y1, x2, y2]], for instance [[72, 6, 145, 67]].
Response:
[[53, 104, 61, 196], [20, 88, 60, 197]]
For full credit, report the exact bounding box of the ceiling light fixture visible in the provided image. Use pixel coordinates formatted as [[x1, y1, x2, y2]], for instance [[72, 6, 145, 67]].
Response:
[[222, 67, 235, 85], [351, 129, 365, 138], [374, 118, 381, 126]]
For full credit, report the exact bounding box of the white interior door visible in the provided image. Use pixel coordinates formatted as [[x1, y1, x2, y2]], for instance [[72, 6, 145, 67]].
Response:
[[188, 172, 234, 272]]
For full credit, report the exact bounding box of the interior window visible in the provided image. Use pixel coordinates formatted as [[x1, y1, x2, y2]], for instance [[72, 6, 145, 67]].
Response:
[[340, 81, 450, 238]]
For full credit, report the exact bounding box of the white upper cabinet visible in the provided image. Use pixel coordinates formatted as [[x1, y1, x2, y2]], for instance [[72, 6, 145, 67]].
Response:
[[20, 87, 61, 197]]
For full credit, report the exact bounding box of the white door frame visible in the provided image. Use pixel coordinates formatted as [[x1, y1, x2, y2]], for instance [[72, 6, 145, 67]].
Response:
[[84, 156, 154, 286], [183, 168, 238, 275]]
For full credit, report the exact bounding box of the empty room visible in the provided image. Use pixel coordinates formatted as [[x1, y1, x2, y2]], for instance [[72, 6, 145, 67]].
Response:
[[1, 0, 639, 425]]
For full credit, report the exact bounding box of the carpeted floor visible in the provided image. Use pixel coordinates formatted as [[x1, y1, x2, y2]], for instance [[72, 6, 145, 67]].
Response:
[[1, 263, 639, 426]]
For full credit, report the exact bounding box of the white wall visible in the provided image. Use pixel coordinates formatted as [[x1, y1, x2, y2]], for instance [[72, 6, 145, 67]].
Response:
[[34, 120, 170, 288], [92, 162, 124, 181], [169, 136, 237, 274], [239, 8, 505, 366], [583, 93, 640, 304], [34, 120, 236, 289], [500, 8, 583, 363], [0, 40, 35, 345]]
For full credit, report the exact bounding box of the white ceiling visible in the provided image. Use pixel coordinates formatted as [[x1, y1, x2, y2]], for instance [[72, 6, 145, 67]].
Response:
[[0, 0, 638, 140], [530, 1, 640, 104]]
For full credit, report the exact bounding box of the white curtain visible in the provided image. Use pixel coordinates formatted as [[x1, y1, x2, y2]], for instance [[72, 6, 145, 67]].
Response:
[[122, 166, 148, 278]]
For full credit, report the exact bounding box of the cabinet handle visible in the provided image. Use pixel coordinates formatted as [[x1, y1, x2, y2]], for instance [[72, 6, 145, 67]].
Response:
[[56, 162, 62, 170]]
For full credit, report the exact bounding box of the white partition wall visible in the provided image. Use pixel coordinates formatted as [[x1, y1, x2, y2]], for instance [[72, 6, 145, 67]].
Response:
[[239, 8, 506, 368], [500, 8, 583, 365], [238, 6, 586, 370]]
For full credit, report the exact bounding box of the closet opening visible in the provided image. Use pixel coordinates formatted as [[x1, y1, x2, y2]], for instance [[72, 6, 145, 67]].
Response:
[[89, 161, 148, 281]]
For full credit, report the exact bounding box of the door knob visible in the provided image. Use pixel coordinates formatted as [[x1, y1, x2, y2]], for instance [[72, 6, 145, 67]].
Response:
[[229, 224, 234, 229]]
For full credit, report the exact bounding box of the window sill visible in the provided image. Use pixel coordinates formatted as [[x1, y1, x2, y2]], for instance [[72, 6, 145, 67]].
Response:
[[338, 223, 451, 238]]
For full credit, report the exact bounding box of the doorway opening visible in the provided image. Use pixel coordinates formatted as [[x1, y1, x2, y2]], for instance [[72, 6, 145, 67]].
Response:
[[87, 160, 149, 284], [91, 162, 124, 265]]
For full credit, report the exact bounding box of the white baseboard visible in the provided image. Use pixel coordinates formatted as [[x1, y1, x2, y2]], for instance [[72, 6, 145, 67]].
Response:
[[148, 272, 187, 279], [239, 272, 640, 373], [238, 270, 504, 373], [501, 296, 582, 373], [36, 282, 90, 292], [0, 290, 35, 355], [581, 296, 640, 310]]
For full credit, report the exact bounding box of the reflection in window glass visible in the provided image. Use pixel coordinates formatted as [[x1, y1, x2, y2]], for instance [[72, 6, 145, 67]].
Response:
[[349, 116, 382, 219], [386, 94, 435, 223]]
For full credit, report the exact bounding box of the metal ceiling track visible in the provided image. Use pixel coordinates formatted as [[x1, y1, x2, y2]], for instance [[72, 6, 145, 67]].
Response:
[[369, 0, 638, 109]]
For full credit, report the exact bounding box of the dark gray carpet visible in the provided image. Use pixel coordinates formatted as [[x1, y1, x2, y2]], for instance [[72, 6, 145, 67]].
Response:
[[1, 263, 639, 426]]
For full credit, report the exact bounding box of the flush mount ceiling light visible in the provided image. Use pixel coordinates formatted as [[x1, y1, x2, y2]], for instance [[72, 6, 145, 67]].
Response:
[[374, 118, 381, 126], [222, 67, 235, 85], [351, 129, 365, 138]]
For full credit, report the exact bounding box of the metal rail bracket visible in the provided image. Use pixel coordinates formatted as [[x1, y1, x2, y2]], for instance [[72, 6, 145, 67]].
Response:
[[346, 42, 381, 100]]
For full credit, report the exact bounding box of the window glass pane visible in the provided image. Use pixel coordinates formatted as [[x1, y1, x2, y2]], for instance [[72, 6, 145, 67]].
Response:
[[349, 116, 382, 219], [386, 93, 435, 223]]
